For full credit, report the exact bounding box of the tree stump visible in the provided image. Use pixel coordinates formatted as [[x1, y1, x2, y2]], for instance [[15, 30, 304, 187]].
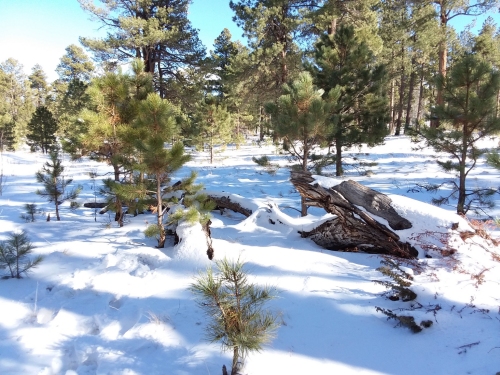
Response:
[[290, 171, 417, 258]]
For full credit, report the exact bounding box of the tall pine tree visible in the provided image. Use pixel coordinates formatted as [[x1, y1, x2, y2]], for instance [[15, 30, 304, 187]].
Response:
[[26, 106, 58, 153], [311, 26, 389, 176], [416, 54, 500, 214], [266, 71, 335, 216]]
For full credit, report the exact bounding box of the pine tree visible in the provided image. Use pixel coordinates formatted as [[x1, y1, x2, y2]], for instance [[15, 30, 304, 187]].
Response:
[[79, 71, 133, 181], [26, 106, 58, 153], [0, 58, 34, 149], [56, 44, 95, 84], [35, 150, 81, 221], [266, 71, 335, 215], [78, 0, 205, 100], [28, 64, 49, 108], [191, 257, 279, 375], [192, 95, 233, 164], [311, 25, 389, 176], [0, 231, 43, 279], [416, 54, 500, 214], [134, 93, 190, 248], [431, 0, 498, 123], [57, 79, 91, 154]]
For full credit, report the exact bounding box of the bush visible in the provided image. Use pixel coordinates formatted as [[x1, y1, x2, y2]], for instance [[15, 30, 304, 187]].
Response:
[[191, 258, 279, 375], [0, 231, 43, 279]]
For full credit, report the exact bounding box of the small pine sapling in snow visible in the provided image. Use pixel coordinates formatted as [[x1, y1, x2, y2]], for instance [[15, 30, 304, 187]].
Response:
[[35, 150, 82, 221], [21, 203, 42, 222], [0, 231, 43, 279], [191, 258, 279, 375]]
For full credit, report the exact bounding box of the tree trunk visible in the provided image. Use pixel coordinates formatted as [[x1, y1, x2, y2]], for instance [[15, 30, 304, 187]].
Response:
[[335, 133, 342, 177], [405, 55, 417, 131], [157, 179, 166, 248], [433, 9, 448, 128], [395, 47, 406, 136], [389, 78, 395, 135], [416, 63, 425, 130], [231, 346, 240, 375], [290, 171, 417, 258]]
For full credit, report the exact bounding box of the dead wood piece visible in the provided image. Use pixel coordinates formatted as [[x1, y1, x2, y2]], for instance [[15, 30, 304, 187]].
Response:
[[207, 195, 252, 217], [332, 180, 412, 230], [291, 171, 417, 258], [83, 202, 108, 209]]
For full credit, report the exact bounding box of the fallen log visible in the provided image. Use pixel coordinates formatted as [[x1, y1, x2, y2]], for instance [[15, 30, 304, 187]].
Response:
[[290, 171, 418, 258], [207, 195, 252, 217], [83, 202, 107, 209]]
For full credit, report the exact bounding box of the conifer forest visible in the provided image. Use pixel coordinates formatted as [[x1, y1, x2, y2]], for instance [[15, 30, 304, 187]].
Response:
[[1, 1, 500, 374]]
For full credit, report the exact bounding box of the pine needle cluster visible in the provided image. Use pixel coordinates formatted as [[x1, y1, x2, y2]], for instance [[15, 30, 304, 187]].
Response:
[[0, 231, 43, 279], [191, 258, 279, 375]]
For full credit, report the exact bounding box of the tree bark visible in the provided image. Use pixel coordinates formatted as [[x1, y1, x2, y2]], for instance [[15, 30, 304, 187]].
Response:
[[290, 171, 417, 258], [207, 195, 252, 217]]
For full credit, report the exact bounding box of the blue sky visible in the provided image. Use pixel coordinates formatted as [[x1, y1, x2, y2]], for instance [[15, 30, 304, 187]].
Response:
[[0, 0, 497, 82], [0, 0, 241, 81]]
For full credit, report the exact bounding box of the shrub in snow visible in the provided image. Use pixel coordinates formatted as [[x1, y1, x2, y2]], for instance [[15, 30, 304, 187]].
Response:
[[373, 257, 417, 302], [0, 231, 43, 279], [375, 307, 433, 333], [191, 258, 279, 375]]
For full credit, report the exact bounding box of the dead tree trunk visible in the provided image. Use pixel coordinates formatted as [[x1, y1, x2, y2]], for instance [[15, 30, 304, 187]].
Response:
[[290, 171, 417, 258]]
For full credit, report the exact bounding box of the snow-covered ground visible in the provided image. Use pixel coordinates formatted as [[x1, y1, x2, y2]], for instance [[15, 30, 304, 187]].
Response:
[[0, 136, 499, 375]]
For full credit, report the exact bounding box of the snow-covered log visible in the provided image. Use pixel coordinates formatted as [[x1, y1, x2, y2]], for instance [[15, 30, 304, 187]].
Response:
[[290, 171, 418, 258]]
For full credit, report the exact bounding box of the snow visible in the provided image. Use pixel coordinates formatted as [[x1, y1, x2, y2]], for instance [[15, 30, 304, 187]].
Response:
[[0, 136, 499, 375]]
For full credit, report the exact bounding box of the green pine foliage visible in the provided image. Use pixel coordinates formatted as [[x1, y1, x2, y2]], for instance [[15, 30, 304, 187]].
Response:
[[35, 151, 81, 221], [79, 0, 205, 101], [21, 203, 41, 222], [266, 71, 334, 215], [134, 92, 191, 248], [0, 58, 34, 149], [26, 106, 58, 153], [0, 231, 43, 279], [191, 95, 233, 164], [28, 64, 49, 108], [415, 53, 500, 214], [56, 44, 95, 83], [311, 25, 389, 176], [191, 257, 279, 375], [57, 79, 91, 155]]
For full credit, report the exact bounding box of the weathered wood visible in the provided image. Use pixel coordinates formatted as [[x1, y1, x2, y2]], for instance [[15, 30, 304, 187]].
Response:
[[83, 202, 108, 209], [207, 195, 252, 217], [331, 180, 412, 230], [290, 171, 417, 258]]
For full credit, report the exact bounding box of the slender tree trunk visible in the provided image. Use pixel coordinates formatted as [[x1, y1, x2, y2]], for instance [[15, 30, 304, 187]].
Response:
[[259, 105, 264, 141], [301, 145, 309, 216], [113, 164, 120, 182], [405, 58, 417, 132], [328, 18, 337, 36], [433, 9, 448, 128], [395, 75, 405, 136], [416, 63, 425, 130], [335, 134, 342, 177], [157, 178, 166, 248], [389, 78, 395, 135], [231, 347, 240, 375]]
